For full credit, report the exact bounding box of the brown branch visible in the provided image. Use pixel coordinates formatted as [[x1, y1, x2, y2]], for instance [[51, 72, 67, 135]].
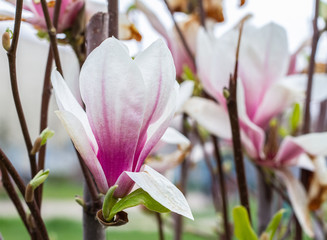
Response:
[[0, 149, 49, 239], [197, 0, 206, 28], [299, 0, 320, 237], [174, 114, 190, 240], [6, 0, 37, 178], [212, 136, 230, 240], [39, 0, 63, 74], [36, 0, 62, 209], [163, 0, 196, 69], [0, 162, 36, 238], [225, 20, 251, 219], [155, 212, 165, 240], [108, 0, 119, 37]]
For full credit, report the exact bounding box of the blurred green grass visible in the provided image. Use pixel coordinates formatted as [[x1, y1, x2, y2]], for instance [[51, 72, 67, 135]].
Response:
[[0, 218, 207, 240]]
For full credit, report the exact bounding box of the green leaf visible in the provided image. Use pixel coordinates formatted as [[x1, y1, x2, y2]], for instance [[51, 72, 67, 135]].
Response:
[[40, 127, 55, 146], [102, 185, 118, 221], [108, 188, 170, 220], [232, 206, 258, 240], [264, 209, 285, 240], [289, 103, 301, 133]]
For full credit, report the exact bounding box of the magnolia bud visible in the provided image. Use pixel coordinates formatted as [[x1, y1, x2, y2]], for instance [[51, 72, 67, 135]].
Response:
[[223, 88, 230, 99], [2, 32, 10, 51], [30, 137, 42, 155], [25, 184, 34, 202]]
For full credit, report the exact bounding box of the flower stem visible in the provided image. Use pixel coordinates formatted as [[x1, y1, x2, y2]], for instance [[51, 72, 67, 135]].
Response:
[[108, 0, 119, 37], [298, 0, 320, 238], [225, 20, 251, 220], [155, 212, 165, 240], [212, 136, 231, 240], [6, 0, 37, 178]]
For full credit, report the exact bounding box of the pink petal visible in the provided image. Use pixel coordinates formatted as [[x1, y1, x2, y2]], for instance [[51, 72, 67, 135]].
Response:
[[56, 110, 108, 193], [80, 38, 147, 187], [237, 79, 265, 159], [276, 133, 327, 165], [253, 82, 302, 128], [132, 39, 178, 171], [196, 27, 237, 103], [134, 82, 179, 172], [239, 23, 289, 119]]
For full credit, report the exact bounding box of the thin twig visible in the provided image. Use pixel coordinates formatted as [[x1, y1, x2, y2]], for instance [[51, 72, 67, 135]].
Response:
[[225, 20, 251, 219], [163, 0, 196, 69], [299, 0, 320, 237], [155, 213, 165, 240], [174, 114, 190, 240], [197, 0, 206, 29], [0, 162, 36, 238], [37, 0, 62, 209], [6, 0, 37, 178], [212, 136, 230, 240], [0, 149, 49, 239], [108, 0, 118, 37], [39, 0, 63, 74]]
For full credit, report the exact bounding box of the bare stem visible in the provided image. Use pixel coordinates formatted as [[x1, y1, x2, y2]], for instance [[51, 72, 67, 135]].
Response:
[[225, 21, 251, 219], [212, 136, 230, 240], [156, 213, 165, 240], [108, 0, 119, 37], [39, 0, 63, 74], [174, 114, 190, 240], [6, 0, 37, 178], [299, 0, 320, 237], [0, 162, 35, 238], [0, 149, 49, 239]]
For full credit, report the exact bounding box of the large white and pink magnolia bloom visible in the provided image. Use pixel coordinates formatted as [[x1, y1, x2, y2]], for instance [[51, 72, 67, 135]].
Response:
[[1, 0, 84, 32], [52, 37, 180, 197]]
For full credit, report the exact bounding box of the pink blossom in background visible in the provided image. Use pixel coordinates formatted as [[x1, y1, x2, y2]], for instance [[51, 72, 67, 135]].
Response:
[[135, 0, 199, 77], [52, 37, 178, 197]]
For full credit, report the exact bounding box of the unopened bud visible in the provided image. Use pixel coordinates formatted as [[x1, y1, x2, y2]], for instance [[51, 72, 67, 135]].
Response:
[[75, 195, 85, 208], [2, 32, 10, 51], [30, 137, 42, 155], [30, 169, 50, 190], [223, 88, 230, 99], [25, 183, 34, 202], [26, 213, 36, 229]]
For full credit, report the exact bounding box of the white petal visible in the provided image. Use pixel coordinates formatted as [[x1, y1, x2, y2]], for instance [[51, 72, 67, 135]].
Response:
[[280, 74, 327, 103], [160, 127, 190, 147], [277, 168, 314, 238], [126, 165, 194, 220], [56, 110, 108, 193], [51, 70, 98, 152], [176, 81, 194, 113], [183, 97, 231, 139]]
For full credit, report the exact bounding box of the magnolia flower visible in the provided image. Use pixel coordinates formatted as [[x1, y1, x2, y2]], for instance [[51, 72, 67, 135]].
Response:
[[135, 0, 200, 76], [184, 22, 301, 160], [183, 22, 327, 236], [1, 0, 84, 32], [52, 37, 179, 197]]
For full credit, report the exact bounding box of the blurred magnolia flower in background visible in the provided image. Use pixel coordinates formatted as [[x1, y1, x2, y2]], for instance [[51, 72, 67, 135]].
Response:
[[2, 0, 84, 32]]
